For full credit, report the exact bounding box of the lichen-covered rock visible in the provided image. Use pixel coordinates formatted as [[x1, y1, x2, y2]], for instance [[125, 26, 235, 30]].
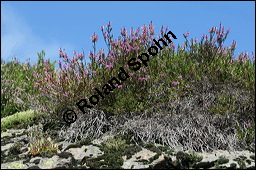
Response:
[[84, 145, 104, 158], [1, 128, 255, 169], [37, 155, 73, 169], [1, 160, 28, 169]]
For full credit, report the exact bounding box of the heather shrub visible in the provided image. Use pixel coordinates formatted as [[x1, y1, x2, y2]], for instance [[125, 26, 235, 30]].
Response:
[[14, 22, 254, 151], [1, 50, 56, 118], [3, 23, 254, 122]]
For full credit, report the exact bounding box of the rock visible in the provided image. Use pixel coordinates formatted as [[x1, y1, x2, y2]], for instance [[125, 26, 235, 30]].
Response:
[[37, 155, 73, 169], [30, 157, 42, 164], [20, 146, 28, 153], [1, 143, 15, 152], [27, 165, 40, 169], [10, 135, 28, 143], [57, 141, 73, 152], [7, 129, 26, 136], [84, 145, 104, 158], [152, 155, 177, 169], [58, 151, 73, 159], [1, 131, 13, 138], [2, 143, 15, 156], [193, 161, 215, 169], [18, 151, 29, 159], [66, 145, 103, 163], [1, 160, 28, 169], [66, 147, 87, 162], [122, 148, 157, 169]]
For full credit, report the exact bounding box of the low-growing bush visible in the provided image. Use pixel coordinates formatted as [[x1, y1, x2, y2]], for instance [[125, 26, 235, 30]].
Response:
[[28, 137, 58, 157]]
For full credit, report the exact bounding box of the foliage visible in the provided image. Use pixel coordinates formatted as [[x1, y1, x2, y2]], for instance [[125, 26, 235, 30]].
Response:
[[26, 123, 44, 143], [234, 121, 255, 147], [1, 50, 56, 118], [103, 136, 127, 151], [28, 137, 58, 157], [217, 156, 229, 164], [1, 110, 37, 132], [1, 22, 255, 152]]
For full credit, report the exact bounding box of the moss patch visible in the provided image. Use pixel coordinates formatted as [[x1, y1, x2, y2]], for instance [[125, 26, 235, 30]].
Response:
[[1, 110, 38, 131]]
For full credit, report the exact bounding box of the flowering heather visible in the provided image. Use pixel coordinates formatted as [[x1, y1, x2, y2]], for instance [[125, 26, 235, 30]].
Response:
[[1, 22, 254, 151]]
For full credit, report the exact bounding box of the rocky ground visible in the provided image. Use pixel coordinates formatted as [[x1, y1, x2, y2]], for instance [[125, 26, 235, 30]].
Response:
[[1, 128, 255, 169]]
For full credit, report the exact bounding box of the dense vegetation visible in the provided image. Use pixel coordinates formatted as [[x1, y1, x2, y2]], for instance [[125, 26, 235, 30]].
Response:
[[1, 22, 255, 153]]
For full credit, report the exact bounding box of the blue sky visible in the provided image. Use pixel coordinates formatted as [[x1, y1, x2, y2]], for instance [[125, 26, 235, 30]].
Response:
[[1, 1, 255, 65]]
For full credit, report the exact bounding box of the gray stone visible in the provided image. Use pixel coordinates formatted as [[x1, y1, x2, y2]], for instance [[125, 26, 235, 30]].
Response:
[[30, 157, 42, 164], [1, 160, 28, 169], [122, 148, 157, 169], [37, 155, 73, 169], [84, 145, 104, 158], [10, 135, 28, 143], [57, 141, 73, 152], [66, 147, 87, 162], [1, 143, 15, 152], [58, 151, 73, 159]]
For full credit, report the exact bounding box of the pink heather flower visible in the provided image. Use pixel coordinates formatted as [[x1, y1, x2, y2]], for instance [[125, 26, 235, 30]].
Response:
[[124, 65, 129, 70], [92, 71, 97, 75], [118, 85, 123, 89], [34, 85, 39, 88], [204, 103, 210, 107], [105, 63, 114, 69], [145, 75, 151, 79], [142, 68, 147, 73], [63, 94, 67, 97], [178, 75, 182, 79], [77, 53, 84, 60], [170, 43, 175, 51], [107, 22, 111, 27], [130, 27, 134, 36], [208, 28, 213, 33], [202, 34, 207, 38], [104, 33, 108, 38], [121, 27, 127, 37], [246, 122, 251, 128], [196, 62, 200, 66], [91, 32, 98, 42], [114, 84, 119, 87], [59, 61, 62, 69], [116, 108, 120, 111], [160, 73, 165, 77], [172, 81, 180, 86], [138, 77, 145, 81], [129, 73, 135, 76], [183, 31, 190, 38]]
